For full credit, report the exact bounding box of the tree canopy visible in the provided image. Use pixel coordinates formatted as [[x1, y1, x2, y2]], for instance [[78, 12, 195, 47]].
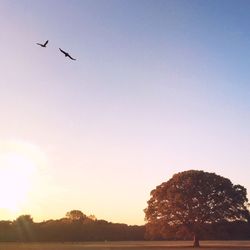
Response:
[[144, 170, 249, 247], [65, 210, 87, 221], [14, 215, 33, 224]]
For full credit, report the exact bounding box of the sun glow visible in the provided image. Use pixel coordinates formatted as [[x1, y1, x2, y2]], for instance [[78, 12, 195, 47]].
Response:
[[0, 141, 46, 215]]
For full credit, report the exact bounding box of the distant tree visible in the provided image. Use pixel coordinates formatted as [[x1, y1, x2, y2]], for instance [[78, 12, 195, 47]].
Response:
[[13, 215, 34, 241], [65, 210, 86, 221], [14, 215, 33, 225], [144, 170, 249, 247]]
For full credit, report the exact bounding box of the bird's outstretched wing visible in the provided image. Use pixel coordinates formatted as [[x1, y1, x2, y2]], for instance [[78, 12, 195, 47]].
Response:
[[68, 55, 76, 60], [44, 40, 49, 46], [36, 43, 43, 46], [59, 48, 67, 55]]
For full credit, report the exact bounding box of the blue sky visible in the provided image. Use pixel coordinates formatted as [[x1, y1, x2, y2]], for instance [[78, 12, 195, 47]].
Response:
[[0, 0, 249, 225]]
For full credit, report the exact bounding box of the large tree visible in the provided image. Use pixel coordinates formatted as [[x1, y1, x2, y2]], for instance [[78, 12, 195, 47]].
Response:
[[144, 170, 249, 247]]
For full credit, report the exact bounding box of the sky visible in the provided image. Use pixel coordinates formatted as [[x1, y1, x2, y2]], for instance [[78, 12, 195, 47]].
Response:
[[0, 0, 250, 225]]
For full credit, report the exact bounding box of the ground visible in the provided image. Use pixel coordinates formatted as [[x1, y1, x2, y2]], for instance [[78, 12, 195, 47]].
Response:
[[1, 241, 250, 250]]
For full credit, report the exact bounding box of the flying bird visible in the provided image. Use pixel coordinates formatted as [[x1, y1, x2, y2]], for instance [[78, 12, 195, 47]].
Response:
[[59, 48, 76, 60], [36, 40, 49, 47]]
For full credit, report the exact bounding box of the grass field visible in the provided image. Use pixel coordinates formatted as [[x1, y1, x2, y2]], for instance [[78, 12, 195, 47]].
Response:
[[1, 241, 250, 250]]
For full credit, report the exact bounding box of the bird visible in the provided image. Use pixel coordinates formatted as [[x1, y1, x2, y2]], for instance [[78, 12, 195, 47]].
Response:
[[36, 40, 49, 48], [59, 48, 76, 60]]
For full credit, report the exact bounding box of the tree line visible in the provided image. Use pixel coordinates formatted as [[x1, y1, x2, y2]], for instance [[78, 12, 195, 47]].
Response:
[[0, 209, 250, 242], [0, 211, 144, 242], [144, 220, 250, 240]]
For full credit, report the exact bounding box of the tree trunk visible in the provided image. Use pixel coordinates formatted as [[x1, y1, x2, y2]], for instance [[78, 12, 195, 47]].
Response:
[[193, 233, 200, 248]]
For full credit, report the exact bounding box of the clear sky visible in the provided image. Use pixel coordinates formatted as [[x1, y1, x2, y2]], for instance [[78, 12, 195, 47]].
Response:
[[0, 0, 250, 225]]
